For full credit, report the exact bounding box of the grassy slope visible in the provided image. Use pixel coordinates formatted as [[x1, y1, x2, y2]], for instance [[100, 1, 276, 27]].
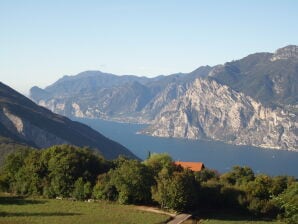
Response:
[[182, 212, 285, 224], [0, 195, 169, 224]]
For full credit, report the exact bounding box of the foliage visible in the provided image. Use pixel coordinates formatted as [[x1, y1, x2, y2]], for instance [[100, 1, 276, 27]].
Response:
[[195, 168, 220, 182], [108, 159, 154, 204], [197, 167, 295, 219], [93, 173, 118, 201], [2, 145, 109, 199], [72, 178, 92, 200], [152, 166, 199, 212], [0, 149, 296, 219], [143, 153, 173, 176], [220, 166, 255, 186], [0, 136, 33, 167], [274, 182, 298, 223]]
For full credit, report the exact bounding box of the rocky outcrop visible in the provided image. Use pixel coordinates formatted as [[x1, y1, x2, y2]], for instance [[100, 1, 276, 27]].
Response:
[[142, 79, 297, 151], [271, 45, 298, 61], [0, 107, 68, 148]]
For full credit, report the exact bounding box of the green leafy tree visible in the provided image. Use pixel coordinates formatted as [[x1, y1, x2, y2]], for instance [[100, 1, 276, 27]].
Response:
[[2, 148, 32, 193], [2, 148, 45, 195], [93, 173, 118, 201], [84, 181, 92, 199], [152, 168, 199, 212], [1, 145, 109, 198], [73, 177, 85, 200], [41, 145, 107, 197], [274, 182, 298, 223], [143, 153, 173, 176], [109, 159, 154, 204], [271, 176, 295, 196], [195, 168, 219, 182], [244, 174, 279, 217], [151, 167, 172, 209], [220, 166, 255, 186], [72, 177, 92, 200]]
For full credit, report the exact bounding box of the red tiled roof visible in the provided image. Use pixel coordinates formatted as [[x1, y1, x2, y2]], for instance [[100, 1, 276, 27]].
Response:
[[174, 161, 205, 172]]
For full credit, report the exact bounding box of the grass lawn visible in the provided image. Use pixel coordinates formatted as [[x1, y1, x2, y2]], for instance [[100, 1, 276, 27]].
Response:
[[0, 195, 170, 224], [182, 211, 285, 224], [183, 219, 285, 224]]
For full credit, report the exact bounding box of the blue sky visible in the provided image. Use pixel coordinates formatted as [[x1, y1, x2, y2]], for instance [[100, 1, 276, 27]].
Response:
[[1, 0, 297, 94]]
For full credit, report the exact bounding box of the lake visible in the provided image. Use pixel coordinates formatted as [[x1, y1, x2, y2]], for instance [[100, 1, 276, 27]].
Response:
[[76, 118, 298, 177]]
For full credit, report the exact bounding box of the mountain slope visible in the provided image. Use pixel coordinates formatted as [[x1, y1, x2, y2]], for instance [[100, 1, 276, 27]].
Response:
[[142, 78, 297, 151], [30, 46, 298, 122], [209, 45, 298, 110], [30, 67, 211, 123], [0, 82, 136, 160]]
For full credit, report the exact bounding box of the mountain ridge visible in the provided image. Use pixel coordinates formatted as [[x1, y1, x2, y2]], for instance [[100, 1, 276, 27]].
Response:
[[142, 78, 297, 151], [0, 82, 136, 160], [29, 45, 298, 150]]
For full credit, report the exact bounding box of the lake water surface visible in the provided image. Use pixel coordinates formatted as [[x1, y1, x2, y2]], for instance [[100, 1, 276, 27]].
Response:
[[76, 118, 298, 177]]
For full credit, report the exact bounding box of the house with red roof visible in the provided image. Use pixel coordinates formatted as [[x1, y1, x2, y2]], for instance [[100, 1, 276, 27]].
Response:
[[175, 161, 205, 172]]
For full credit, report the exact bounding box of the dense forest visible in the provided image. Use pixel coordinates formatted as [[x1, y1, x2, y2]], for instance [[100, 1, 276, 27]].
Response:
[[0, 145, 297, 223]]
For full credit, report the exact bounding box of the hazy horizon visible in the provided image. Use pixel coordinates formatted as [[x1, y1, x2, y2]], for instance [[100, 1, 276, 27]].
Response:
[[1, 1, 298, 94]]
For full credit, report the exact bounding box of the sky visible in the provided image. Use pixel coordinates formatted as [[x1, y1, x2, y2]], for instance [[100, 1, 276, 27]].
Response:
[[1, 0, 298, 94]]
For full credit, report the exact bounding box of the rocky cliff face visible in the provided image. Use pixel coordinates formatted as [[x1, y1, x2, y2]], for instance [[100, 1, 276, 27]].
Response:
[[142, 78, 297, 151], [0, 107, 68, 148], [271, 45, 298, 61]]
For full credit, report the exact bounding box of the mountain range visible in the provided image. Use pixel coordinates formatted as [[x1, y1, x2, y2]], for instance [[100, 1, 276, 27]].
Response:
[[30, 45, 298, 151], [0, 82, 136, 164]]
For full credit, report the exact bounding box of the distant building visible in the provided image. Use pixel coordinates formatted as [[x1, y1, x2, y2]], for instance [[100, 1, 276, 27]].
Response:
[[175, 161, 205, 172]]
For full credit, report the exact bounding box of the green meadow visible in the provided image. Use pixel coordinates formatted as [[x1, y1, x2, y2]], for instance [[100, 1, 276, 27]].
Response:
[[0, 195, 169, 224], [183, 211, 286, 224]]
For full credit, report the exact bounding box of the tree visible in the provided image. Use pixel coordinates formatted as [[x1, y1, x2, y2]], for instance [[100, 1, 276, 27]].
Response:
[[220, 166, 255, 186], [244, 174, 279, 217], [109, 159, 154, 204], [72, 177, 92, 200], [152, 168, 199, 212], [274, 182, 298, 224], [195, 168, 219, 182], [93, 173, 118, 201], [271, 176, 295, 196], [143, 153, 173, 176], [0, 145, 110, 198], [2, 148, 32, 193], [73, 177, 85, 200], [41, 145, 107, 197]]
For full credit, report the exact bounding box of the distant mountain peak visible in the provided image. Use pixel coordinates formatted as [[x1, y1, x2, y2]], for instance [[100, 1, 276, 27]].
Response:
[[271, 45, 298, 61]]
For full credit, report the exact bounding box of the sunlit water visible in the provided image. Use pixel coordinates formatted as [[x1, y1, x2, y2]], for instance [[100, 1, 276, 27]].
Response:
[[75, 118, 298, 177]]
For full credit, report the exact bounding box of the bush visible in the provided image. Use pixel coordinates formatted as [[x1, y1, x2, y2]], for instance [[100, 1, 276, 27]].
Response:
[[274, 182, 298, 223]]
